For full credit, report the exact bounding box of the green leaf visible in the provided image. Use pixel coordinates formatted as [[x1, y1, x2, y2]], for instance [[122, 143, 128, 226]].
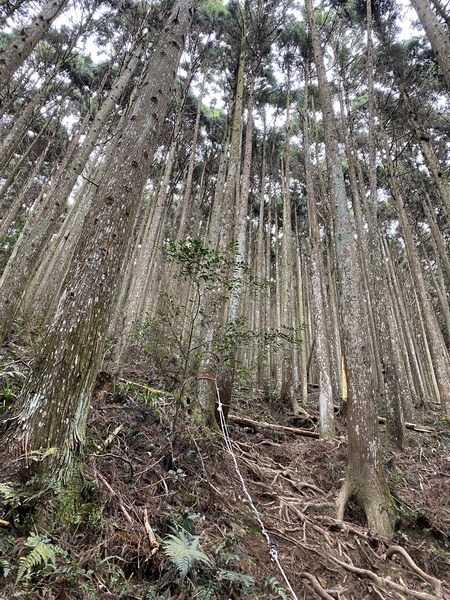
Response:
[[16, 534, 58, 582], [163, 530, 211, 579]]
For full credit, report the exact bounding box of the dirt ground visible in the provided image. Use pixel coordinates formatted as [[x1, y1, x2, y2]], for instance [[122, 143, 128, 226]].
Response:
[[1, 360, 450, 599]]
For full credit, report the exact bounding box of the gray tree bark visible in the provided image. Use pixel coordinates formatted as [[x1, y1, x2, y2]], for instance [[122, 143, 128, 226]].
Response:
[[409, 0, 450, 91], [0, 0, 70, 88], [306, 0, 394, 537], [0, 0, 197, 489]]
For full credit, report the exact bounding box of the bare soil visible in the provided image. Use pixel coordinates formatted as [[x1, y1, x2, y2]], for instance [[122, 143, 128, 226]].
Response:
[[0, 357, 450, 599]]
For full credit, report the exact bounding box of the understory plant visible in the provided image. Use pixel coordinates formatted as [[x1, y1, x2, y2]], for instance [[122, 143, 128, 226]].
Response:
[[137, 239, 301, 403], [161, 525, 257, 598]]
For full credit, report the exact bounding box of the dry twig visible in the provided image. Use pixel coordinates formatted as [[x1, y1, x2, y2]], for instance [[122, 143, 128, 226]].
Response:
[[97, 471, 134, 525], [143, 508, 159, 556]]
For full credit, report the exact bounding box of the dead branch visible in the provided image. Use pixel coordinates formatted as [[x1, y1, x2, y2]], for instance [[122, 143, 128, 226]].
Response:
[[97, 471, 133, 525], [228, 414, 320, 438], [94, 452, 134, 478], [378, 417, 434, 433], [103, 425, 124, 449], [386, 546, 444, 598], [0, 519, 10, 526], [143, 508, 159, 556], [118, 378, 171, 396]]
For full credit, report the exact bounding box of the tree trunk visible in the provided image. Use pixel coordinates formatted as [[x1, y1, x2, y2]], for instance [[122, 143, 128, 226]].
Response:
[[0, 40, 146, 339], [379, 122, 450, 417], [0, 0, 70, 88], [306, 0, 394, 537], [0, 0, 196, 491], [409, 0, 450, 91], [303, 64, 335, 439], [365, 0, 404, 447]]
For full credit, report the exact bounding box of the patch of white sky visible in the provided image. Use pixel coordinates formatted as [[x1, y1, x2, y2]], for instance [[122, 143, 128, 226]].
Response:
[[188, 0, 422, 129], [9, 0, 428, 141]]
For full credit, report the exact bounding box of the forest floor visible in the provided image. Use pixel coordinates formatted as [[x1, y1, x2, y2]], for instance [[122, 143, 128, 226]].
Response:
[[1, 348, 450, 599]]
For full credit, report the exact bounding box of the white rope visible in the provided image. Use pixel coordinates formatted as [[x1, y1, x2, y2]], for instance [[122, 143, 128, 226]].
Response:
[[214, 382, 300, 600]]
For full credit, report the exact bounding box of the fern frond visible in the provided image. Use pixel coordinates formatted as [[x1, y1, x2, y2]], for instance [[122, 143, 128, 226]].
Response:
[[264, 575, 288, 600], [0, 483, 22, 505], [16, 534, 57, 582], [163, 530, 211, 579], [217, 568, 255, 588]]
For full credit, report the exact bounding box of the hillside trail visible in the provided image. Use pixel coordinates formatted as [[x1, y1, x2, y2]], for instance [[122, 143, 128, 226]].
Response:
[[81, 376, 450, 600], [1, 360, 450, 599]]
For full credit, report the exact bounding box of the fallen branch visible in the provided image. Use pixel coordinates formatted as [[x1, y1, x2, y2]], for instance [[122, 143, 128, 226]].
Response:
[[103, 425, 124, 449], [97, 471, 133, 525], [378, 417, 434, 433], [118, 378, 171, 396], [143, 508, 159, 556], [94, 452, 134, 478], [0, 519, 10, 526], [228, 414, 320, 438]]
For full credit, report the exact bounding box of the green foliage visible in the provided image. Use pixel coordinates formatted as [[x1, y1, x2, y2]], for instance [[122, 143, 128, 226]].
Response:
[[196, 569, 255, 598], [138, 238, 302, 405], [163, 529, 212, 580], [163, 238, 252, 291], [138, 239, 260, 400], [0, 483, 22, 507], [0, 480, 49, 521], [168, 468, 186, 483], [217, 568, 255, 588], [264, 575, 289, 599], [16, 534, 60, 582]]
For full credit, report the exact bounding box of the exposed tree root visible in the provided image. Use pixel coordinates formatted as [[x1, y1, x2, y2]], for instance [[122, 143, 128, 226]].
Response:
[[386, 546, 445, 598], [336, 477, 351, 523], [299, 572, 338, 599], [234, 438, 448, 600], [329, 555, 444, 600]]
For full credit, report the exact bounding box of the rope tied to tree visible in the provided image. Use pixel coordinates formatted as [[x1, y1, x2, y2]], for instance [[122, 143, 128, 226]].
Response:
[[211, 377, 300, 600]]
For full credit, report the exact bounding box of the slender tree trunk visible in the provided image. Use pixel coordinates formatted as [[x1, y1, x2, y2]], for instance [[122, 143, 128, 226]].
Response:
[[0, 0, 30, 28], [306, 0, 394, 537], [380, 124, 450, 417], [197, 36, 245, 424], [303, 65, 335, 439], [0, 125, 52, 237], [430, 0, 450, 28], [409, 0, 450, 91], [0, 41, 146, 339], [279, 79, 298, 412], [365, 0, 404, 447], [176, 75, 205, 242]]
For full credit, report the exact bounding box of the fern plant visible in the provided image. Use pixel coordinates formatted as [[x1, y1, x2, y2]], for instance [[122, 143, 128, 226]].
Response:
[[0, 482, 24, 507], [217, 568, 255, 589], [16, 534, 59, 582], [264, 575, 289, 599], [162, 530, 211, 580]]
